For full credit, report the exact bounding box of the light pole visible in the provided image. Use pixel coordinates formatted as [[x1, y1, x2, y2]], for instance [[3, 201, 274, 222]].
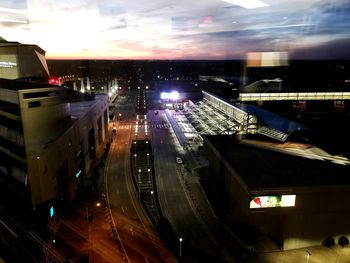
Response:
[[306, 250, 311, 263], [134, 154, 137, 167], [147, 153, 150, 166], [150, 190, 154, 208], [179, 237, 183, 258], [147, 168, 151, 183], [138, 169, 141, 201]]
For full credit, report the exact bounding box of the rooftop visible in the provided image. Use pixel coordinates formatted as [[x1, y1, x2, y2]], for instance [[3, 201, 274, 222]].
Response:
[[70, 93, 107, 119], [0, 78, 58, 90], [204, 135, 350, 190]]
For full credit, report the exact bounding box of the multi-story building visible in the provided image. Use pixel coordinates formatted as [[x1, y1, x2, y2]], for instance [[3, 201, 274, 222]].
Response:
[[0, 37, 50, 80], [202, 135, 350, 251], [0, 78, 109, 209], [0, 39, 109, 218]]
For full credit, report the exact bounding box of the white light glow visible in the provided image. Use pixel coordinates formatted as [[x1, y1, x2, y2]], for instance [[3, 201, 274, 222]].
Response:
[[222, 0, 269, 9], [281, 195, 296, 207]]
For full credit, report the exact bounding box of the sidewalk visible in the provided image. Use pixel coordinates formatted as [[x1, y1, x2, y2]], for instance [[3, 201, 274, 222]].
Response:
[[49, 158, 126, 263], [51, 199, 124, 263]]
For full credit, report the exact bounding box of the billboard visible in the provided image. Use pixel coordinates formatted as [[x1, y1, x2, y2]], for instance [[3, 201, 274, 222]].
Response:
[[246, 51, 289, 67], [249, 194, 296, 208], [0, 54, 18, 79], [160, 91, 179, 101]]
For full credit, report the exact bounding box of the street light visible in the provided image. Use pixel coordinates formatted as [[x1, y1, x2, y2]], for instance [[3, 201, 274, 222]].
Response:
[[147, 168, 151, 183], [150, 190, 154, 207], [147, 153, 150, 165], [138, 169, 141, 201], [179, 237, 183, 257], [306, 250, 312, 263], [133, 141, 137, 153]]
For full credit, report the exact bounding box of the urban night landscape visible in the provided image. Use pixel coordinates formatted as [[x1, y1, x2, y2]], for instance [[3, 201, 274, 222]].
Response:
[[1, 0, 350, 263]]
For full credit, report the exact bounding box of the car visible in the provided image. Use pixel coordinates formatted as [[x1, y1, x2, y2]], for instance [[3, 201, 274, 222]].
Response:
[[176, 157, 183, 164]]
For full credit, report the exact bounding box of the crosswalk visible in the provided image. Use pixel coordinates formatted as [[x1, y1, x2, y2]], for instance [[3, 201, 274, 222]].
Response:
[[117, 124, 170, 129]]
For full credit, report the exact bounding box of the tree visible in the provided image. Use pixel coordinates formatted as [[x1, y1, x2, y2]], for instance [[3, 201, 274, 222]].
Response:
[[338, 236, 349, 247], [322, 237, 335, 248]]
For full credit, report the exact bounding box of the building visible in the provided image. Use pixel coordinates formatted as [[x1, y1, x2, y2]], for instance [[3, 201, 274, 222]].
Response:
[[0, 78, 109, 210], [0, 37, 50, 81], [202, 135, 350, 250], [0, 39, 109, 220]]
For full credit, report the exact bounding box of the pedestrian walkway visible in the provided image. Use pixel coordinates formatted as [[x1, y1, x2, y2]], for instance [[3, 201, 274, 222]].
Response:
[[50, 193, 125, 262]]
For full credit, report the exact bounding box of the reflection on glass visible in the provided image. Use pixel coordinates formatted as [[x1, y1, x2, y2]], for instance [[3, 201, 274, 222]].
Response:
[[250, 195, 296, 208]]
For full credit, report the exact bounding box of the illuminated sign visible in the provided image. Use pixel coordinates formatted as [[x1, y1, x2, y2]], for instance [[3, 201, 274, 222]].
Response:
[[49, 206, 55, 217], [246, 51, 289, 67], [0, 61, 17, 68], [249, 194, 296, 208], [75, 169, 82, 179], [160, 91, 179, 100]]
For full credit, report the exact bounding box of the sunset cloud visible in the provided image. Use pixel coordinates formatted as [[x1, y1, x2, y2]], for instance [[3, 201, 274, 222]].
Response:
[[1, 0, 349, 59]]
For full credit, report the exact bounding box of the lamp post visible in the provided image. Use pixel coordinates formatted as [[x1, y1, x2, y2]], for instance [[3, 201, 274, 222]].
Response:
[[134, 154, 137, 167], [150, 190, 154, 208], [147, 168, 151, 183], [138, 169, 141, 201], [179, 237, 183, 258], [147, 153, 150, 166], [306, 250, 312, 263]]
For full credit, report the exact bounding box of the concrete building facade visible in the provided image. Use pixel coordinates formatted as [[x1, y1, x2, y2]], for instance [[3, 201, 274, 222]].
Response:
[[0, 38, 50, 80], [0, 78, 109, 211], [0, 39, 109, 218], [202, 135, 350, 250]]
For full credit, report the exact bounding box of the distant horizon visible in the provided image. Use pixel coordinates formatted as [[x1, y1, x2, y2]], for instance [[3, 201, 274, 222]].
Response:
[[2, 0, 350, 61]]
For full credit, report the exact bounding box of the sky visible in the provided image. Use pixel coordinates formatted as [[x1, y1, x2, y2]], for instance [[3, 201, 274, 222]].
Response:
[[0, 0, 350, 60]]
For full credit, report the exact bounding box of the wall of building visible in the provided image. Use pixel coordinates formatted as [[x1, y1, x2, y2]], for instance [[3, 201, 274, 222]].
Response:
[[203, 136, 350, 250], [0, 46, 18, 79], [27, 123, 80, 205], [73, 96, 109, 174], [20, 90, 71, 152], [0, 44, 49, 80]]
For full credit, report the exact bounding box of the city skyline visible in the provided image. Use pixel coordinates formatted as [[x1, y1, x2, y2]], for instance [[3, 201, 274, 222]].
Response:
[[1, 38, 350, 262], [1, 0, 350, 59]]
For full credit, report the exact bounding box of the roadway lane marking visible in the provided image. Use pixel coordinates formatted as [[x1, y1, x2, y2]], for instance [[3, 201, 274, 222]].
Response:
[[0, 219, 17, 237]]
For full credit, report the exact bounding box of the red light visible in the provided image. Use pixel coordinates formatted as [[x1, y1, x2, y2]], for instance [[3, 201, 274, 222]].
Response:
[[49, 77, 60, 85]]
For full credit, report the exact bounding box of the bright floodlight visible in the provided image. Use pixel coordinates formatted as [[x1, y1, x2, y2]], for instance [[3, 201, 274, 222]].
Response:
[[171, 91, 179, 100], [160, 91, 179, 100], [160, 92, 168, 100]]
